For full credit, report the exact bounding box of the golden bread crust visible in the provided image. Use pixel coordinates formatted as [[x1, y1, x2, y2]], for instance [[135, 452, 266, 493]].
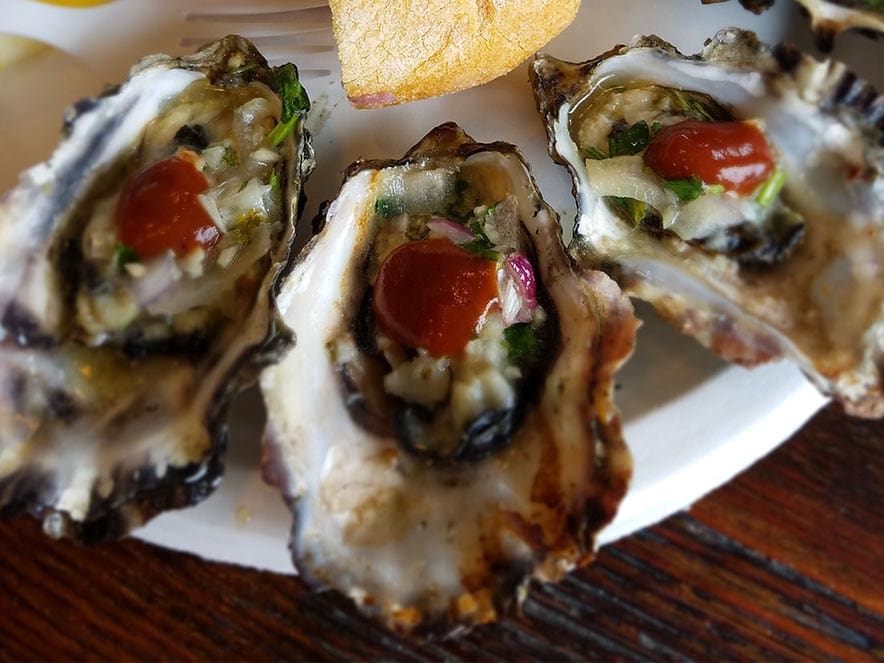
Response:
[[329, 0, 580, 107]]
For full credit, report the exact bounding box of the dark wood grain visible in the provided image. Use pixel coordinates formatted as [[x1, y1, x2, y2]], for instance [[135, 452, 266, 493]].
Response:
[[1, 402, 882, 661]]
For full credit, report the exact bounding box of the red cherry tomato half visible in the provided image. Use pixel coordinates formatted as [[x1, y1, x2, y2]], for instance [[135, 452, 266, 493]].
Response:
[[116, 156, 220, 259], [372, 238, 499, 356], [643, 120, 775, 196]]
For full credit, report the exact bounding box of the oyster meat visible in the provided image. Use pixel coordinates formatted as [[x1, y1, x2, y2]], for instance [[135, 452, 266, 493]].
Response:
[[0, 36, 313, 540], [260, 123, 637, 630], [532, 29, 884, 416]]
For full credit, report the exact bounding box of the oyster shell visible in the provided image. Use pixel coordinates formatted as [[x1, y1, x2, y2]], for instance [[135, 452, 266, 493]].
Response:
[[260, 123, 637, 631], [0, 36, 313, 540], [532, 29, 884, 416], [713, 0, 884, 51]]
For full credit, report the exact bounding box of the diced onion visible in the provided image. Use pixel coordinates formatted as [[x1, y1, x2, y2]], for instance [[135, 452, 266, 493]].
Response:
[[250, 148, 281, 165], [147, 223, 273, 317], [667, 193, 745, 240], [223, 178, 272, 220], [498, 252, 537, 325], [198, 192, 227, 232], [383, 354, 451, 406], [217, 245, 239, 269], [506, 253, 537, 304], [585, 155, 679, 225], [235, 97, 276, 154], [199, 177, 272, 233], [129, 252, 183, 308], [201, 144, 229, 171], [427, 217, 474, 244]]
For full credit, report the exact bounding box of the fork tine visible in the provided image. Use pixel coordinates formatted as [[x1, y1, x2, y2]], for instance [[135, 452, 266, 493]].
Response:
[[184, 0, 328, 12], [181, 6, 333, 44], [179, 32, 334, 49], [178, 1, 336, 75], [181, 25, 332, 44], [185, 6, 332, 23], [261, 49, 335, 74]]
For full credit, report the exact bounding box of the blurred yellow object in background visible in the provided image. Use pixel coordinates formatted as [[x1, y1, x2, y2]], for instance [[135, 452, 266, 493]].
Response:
[[32, 0, 114, 5], [0, 35, 47, 70]]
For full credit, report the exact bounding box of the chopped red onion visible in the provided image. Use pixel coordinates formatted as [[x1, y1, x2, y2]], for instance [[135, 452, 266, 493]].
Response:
[[129, 252, 183, 308], [506, 253, 537, 306], [426, 217, 474, 245], [501, 253, 537, 325]]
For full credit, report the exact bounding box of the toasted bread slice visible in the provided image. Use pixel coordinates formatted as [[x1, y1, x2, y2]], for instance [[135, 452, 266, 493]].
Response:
[[329, 0, 580, 108]]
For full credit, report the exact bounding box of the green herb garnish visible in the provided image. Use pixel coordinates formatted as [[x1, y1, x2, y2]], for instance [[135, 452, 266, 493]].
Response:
[[114, 243, 139, 269], [375, 197, 404, 218], [462, 219, 499, 260], [268, 63, 310, 147], [228, 210, 268, 244], [608, 196, 647, 226], [269, 170, 281, 194], [469, 219, 493, 246], [669, 90, 717, 122], [461, 242, 500, 261], [222, 145, 239, 167], [662, 176, 704, 202], [504, 323, 539, 363], [583, 146, 608, 160], [608, 120, 650, 157], [755, 168, 786, 208], [582, 121, 650, 160], [651, 121, 663, 136]]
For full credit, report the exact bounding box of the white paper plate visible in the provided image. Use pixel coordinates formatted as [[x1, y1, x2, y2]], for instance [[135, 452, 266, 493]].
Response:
[[5, 0, 877, 574]]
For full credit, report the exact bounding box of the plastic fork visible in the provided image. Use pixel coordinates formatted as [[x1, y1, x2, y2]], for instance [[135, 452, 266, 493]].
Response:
[[2, 0, 336, 82]]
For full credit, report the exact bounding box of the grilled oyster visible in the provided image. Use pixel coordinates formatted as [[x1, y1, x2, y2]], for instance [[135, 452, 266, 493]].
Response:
[[0, 36, 313, 540], [260, 123, 636, 631], [532, 29, 884, 416], [710, 0, 884, 50]]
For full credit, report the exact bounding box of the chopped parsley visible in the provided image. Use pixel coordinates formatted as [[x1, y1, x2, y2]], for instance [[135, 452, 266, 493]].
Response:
[[583, 146, 608, 161], [114, 243, 139, 269], [269, 169, 281, 194], [608, 196, 647, 226], [227, 210, 268, 245], [582, 120, 650, 160], [608, 120, 650, 157], [375, 196, 404, 218], [504, 323, 539, 363], [662, 176, 704, 202], [268, 63, 310, 147], [755, 168, 786, 207], [222, 145, 239, 167], [669, 90, 726, 122], [461, 218, 500, 261]]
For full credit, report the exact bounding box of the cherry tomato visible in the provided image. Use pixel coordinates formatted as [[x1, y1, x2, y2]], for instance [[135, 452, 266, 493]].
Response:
[[372, 238, 498, 356], [116, 156, 220, 259], [643, 120, 775, 196]]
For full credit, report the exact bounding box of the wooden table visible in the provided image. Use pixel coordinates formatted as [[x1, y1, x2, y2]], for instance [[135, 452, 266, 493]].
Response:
[[0, 401, 881, 660]]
